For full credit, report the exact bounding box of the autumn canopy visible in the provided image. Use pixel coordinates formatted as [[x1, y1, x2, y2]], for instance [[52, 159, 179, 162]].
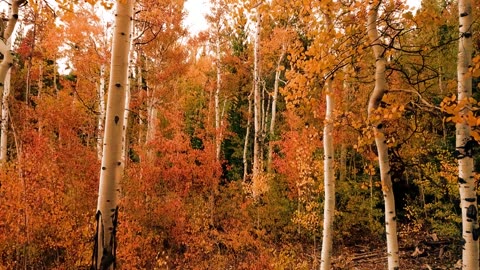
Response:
[[0, 0, 479, 269]]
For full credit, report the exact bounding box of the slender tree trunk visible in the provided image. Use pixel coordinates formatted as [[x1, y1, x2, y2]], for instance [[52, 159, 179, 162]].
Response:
[[267, 46, 285, 172], [339, 144, 347, 182], [367, 2, 399, 269], [145, 57, 158, 161], [457, 0, 478, 268], [145, 92, 157, 160], [121, 16, 136, 170], [0, 68, 10, 163], [252, 7, 262, 197], [243, 88, 253, 182], [215, 33, 222, 161], [93, 0, 133, 269], [38, 64, 43, 97], [320, 78, 335, 270], [0, 0, 25, 164], [97, 65, 106, 161], [137, 59, 144, 145], [53, 56, 58, 94]]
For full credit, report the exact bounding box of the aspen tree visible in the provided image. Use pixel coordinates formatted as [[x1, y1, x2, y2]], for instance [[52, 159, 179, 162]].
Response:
[[0, 0, 25, 164], [97, 64, 106, 161], [456, 0, 478, 268], [252, 3, 262, 197], [209, 0, 226, 161], [267, 44, 285, 171], [367, 1, 399, 268], [320, 76, 335, 270], [0, 60, 11, 163], [93, 0, 133, 268], [243, 88, 253, 182]]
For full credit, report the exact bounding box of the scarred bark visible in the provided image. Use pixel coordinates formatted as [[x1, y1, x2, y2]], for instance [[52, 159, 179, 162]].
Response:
[[93, 0, 133, 269], [367, 1, 399, 269], [456, 0, 478, 269]]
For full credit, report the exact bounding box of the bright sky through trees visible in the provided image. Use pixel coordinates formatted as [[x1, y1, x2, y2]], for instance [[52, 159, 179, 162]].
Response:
[[183, 0, 421, 35], [184, 0, 210, 34]]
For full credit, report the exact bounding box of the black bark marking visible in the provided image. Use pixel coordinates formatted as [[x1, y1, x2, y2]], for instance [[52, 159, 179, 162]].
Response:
[[98, 207, 119, 270], [460, 12, 468, 17], [467, 205, 477, 220], [463, 138, 478, 157], [114, 116, 119, 125], [115, 83, 121, 87], [474, 228, 480, 241], [91, 211, 101, 269], [121, 32, 125, 36], [377, 123, 383, 129], [459, 177, 467, 184], [453, 150, 464, 159], [117, 162, 121, 166], [12, 14, 18, 19], [100, 250, 115, 270], [102, 166, 106, 170], [464, 32, 472, 38], [465, 198, 476, 202]]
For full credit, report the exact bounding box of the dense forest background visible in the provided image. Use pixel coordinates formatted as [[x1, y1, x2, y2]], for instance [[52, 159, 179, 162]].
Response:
[[0, 0, 479, 269]]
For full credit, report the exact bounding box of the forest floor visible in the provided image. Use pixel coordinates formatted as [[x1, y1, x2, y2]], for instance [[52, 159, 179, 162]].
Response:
[[331, 228, 462, 269]]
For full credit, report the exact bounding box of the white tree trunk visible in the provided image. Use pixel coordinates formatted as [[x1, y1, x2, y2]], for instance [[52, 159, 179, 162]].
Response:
[[121, 82, 130, 168], [267, 46, 285, 171], [145, 93, 157, 160], [0, 68, 10, 163], [243, 88, 253, 182], [0, 0, 25, 164], [215, 33, 222, 161], [457, 0, 478, 269], [94, 0, 133, 268], [137, 61, 144, 145], [367, 2, 399, 269], [252, 8, 262, 197], [97, 64, 106, 161], [320, 78, 335, 270]]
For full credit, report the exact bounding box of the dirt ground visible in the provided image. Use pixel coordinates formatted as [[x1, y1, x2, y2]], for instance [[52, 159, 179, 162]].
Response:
[[331, 230, 461, 269]]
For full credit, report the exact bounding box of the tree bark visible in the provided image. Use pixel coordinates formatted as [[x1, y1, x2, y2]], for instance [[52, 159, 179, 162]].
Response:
[[97, 64, 106, 161], [0, 68, 10, 163], [243, 87, 253, 182], [93, 0, 133, 269], [252, 7, 262, 197], [320, 77, 335, 270], [215, 30, 222, 161], [457, 0, 478, 269], [367, 1, 399, 269], [267, 46, 285, 172], [0, 0, 25, 164]]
